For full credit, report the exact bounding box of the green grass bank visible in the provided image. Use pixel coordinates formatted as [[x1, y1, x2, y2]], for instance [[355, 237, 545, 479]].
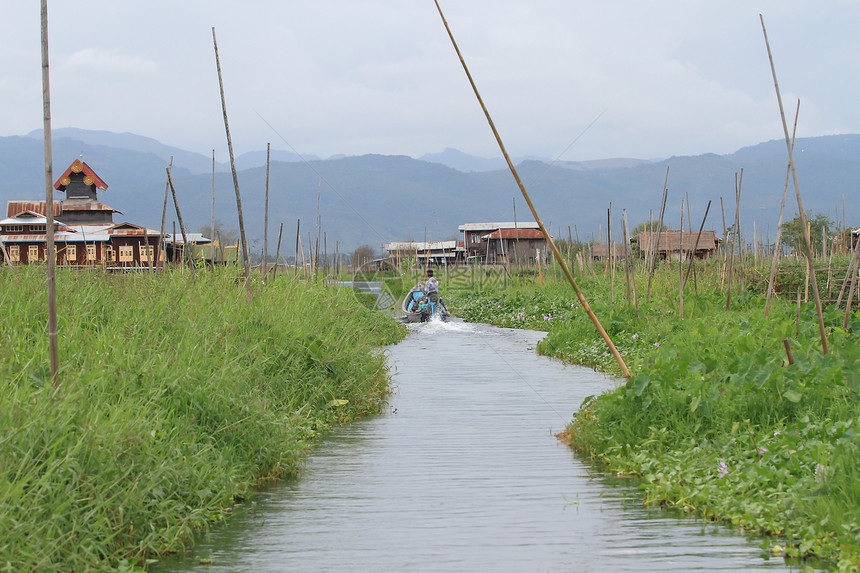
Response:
[[0, 266, 403, 571], [450, 262, 860, 571]]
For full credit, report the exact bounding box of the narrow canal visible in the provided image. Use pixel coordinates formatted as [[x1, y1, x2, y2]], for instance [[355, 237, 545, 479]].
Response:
[[154, 320, 800, 572]]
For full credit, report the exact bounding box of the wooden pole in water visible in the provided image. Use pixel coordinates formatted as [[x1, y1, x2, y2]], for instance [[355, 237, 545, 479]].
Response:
[[263, 142, 270, 278], [761, 14, 827, 354], [765, 100, 799, 318], [212, 27, 251, 302], [434, 0, 630, 378], [40, 0, 59, 386]]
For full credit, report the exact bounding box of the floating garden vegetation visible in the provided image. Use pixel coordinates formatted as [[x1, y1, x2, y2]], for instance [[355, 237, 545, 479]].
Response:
[[0, 266, 403, 571], [449, 261, 860, 570]]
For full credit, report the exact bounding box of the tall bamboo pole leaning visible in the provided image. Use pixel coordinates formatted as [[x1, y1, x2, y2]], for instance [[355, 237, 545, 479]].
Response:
[[646, 169, 669, 302], [760, 14, 828, 354], [434, 0, 630, 378], [682, 200, 712, 291], [158, 157, 173, 271], [40, 0, 59, 386], [765, 100, 800, 318], [212, 27, 251, 302], [166, 166, 191, 271], [263, 142, 270, 278]]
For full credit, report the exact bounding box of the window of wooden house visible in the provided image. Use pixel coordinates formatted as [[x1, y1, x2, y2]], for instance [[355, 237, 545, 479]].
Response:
[[66, 244, 77, 262], [105, 246, 116, 262], [118, 245, 133, 262], [9, 245, 20, 262], [140, 244, 154, 264], [28, 245, 40, 261], [86, 244, 97, 261], [4, 225, 23, 233], [29, 225, 46, 233]]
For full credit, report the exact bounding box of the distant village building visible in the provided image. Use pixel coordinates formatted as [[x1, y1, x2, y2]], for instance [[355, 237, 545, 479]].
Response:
[[0, 158, 212, 268], [384, 240, 464, 267], [481, 228, 548, 265], [590, 243, 631, 261], [458, 222, 543, 264], [633, 230, 721, 260]]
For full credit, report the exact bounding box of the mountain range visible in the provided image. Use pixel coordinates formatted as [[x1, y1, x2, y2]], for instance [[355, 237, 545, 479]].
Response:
[[2, 128, 858, 254]]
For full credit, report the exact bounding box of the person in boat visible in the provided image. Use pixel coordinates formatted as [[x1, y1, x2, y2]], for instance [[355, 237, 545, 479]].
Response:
[[407, 283, 424, 312], [424, 270, 439, 315]]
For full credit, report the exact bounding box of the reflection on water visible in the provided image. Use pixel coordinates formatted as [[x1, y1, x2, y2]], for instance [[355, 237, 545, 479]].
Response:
[[153, 320, 802, 572]]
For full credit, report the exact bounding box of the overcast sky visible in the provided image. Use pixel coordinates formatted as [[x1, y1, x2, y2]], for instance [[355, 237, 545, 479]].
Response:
[[2, 1, 858, 163]]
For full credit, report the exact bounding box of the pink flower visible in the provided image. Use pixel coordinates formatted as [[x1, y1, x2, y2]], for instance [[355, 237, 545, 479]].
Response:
[[718, 461, 729, 478]]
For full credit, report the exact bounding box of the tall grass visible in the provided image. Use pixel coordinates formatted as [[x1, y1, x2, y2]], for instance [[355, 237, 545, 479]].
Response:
[[0, 266, 403, 571]]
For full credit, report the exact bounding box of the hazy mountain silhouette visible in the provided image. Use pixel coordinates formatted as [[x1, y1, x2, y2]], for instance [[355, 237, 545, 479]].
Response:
[[3, 130, 858, 253]]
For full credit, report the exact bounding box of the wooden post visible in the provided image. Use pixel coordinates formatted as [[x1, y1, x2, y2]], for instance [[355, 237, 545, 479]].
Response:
[[159, 157, 173, 270], [40, 0, 59, 385], [761, 14, 827, 354], [295, 218, 300, 276], [647, 168, 669, 302], [434, 0, 630, 377], [782, 338, 794, 365], [166, 165, 191, 269], [212, 27, 251, 302], [273, 222, 283, 282], [263, 142, 270, 278], [766, 100, 800, 318]]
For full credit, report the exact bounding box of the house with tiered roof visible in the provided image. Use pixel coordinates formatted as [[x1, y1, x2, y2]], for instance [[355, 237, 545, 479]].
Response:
[[0, 159, 165, 267]]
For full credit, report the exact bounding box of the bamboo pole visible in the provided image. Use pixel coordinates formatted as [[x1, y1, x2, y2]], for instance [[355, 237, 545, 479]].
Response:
[[158, 157, 173, 271], [166, 165, 190, 269], [211, 149, 215, 266], [725, 172, 742, 310], [295, 218, 300, 276], [683, 200, 711, 291], [40, 0, 59, 385], [765, 100, 800, 318], [647, 168, 669, 302], [263, 142, 270, 278], [735, 169, 744, 294], [273, 221, 283, 282], [761, 14, 828, 354], [212, 27, 251, 302], [434, 0, 630, 378], [843, 249, 859, 329], [679, 197, 685, 317]]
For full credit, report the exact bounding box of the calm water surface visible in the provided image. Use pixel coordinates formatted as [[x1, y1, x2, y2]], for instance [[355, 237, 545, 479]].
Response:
[[154, 319, 801, 572]]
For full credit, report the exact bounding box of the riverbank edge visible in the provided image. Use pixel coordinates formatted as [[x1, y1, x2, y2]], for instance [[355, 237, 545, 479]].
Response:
[[449, 286, 859, 571], [0, 268, 406, 571]]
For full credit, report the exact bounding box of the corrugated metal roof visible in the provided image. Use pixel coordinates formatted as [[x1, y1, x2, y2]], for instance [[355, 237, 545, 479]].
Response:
[[482, 228, 546, 240], [458, 221, 540, 231], [61, 200, 121, 213], [635, 230, 719, 252], [385, 240, 457, 251], [7, 201, 61, 218]]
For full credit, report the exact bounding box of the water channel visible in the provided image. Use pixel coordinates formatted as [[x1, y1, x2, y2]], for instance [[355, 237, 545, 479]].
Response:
[[154, 319, 803, 572]]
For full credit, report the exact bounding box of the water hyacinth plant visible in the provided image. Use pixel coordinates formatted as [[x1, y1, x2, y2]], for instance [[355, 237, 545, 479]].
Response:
[[449, 261, 860, 569]]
